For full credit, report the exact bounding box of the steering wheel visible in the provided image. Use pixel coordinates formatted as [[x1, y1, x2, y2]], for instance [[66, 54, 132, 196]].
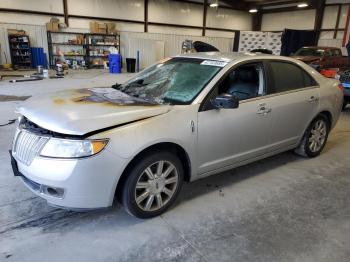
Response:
[[231, 90, 251, 99]]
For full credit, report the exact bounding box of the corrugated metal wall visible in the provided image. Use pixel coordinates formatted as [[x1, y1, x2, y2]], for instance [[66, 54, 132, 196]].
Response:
[[0, 23, 48, 65], [0, 22, 234, 68], [121, 32, 234, 69]]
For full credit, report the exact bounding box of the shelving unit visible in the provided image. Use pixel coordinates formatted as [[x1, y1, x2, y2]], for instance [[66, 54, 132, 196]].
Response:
[[47, 31, 120, 69], [85, 33, 120, 68], [47, 31, 86, 68], [8, 34, 32, 69]]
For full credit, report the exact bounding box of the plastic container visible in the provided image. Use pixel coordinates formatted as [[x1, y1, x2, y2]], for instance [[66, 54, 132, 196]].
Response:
[[31, 47, 47, 69], [108, 54, 121, 74], [126, 58, 136, 73]]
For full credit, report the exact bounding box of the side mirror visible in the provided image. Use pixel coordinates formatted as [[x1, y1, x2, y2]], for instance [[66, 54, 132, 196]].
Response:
[[211, 94, 239, 109]]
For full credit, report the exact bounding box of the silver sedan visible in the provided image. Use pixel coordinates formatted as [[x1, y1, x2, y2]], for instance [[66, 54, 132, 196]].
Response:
[[10, 52, 343, 218]]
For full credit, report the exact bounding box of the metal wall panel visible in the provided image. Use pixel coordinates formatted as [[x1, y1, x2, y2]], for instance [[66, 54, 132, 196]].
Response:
[[262, 9, 316, 31], [0, 0, 63, 13], [148, 0, 203, 26], [121, 31, 234, 69], [69, 18, 144, 33], [322, 6, 339, 29], [206, 8, 252, 30], [0, 23, 48, 66], [339, 5, 349, 28], [67, 0, 144, 21]]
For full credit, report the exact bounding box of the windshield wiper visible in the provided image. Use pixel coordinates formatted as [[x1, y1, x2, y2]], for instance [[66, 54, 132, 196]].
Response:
[[111, 83, 121, 90]]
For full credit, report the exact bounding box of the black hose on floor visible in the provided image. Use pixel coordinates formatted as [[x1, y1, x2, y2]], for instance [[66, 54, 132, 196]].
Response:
[[0, 119, 16, 127]]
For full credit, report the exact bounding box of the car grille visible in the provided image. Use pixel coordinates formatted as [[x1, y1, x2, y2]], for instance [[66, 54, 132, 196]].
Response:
[[13, 130, 48, 166]]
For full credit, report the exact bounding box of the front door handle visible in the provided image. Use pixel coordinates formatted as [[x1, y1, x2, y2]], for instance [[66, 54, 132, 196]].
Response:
[[257, 104, 272, 115], [308, 96, 319, 103]]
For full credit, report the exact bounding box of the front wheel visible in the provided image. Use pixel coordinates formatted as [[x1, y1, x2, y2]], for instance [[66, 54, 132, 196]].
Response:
[[121, 151, 184, 218], [294, 115, 330, 158]]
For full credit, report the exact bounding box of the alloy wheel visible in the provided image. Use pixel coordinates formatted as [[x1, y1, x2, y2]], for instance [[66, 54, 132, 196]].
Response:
[[308, 119, 327, 153], [134, 160, 178, 212]]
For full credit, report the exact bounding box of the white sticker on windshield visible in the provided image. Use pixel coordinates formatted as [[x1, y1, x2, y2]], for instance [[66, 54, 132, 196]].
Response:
[[200, 60, 228, 67]]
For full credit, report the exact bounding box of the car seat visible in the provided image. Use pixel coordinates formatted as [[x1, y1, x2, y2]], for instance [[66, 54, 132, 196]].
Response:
[[227, 67, 259, 100]]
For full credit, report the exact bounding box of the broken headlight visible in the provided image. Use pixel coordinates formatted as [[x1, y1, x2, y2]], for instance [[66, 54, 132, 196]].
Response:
[[40, 138, 109, 158]]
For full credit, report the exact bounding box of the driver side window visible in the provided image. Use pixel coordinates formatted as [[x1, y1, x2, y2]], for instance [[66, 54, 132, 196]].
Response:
[[218, 62, 265, 101]]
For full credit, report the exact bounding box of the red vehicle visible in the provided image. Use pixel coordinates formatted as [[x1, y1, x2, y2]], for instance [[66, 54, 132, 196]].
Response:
[[292, 46, 350, 71]]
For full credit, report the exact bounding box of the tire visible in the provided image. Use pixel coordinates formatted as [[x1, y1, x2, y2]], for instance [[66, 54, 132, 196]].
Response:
[[294, 115, 330, 158], [121, 151, 184, 218], [342, 102, 348, 111]]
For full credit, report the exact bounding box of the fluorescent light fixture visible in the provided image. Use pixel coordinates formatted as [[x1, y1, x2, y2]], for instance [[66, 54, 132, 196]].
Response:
[[249, 9, 258, 13], [210, 0, 218, 7], [297, 3, 308, 8]]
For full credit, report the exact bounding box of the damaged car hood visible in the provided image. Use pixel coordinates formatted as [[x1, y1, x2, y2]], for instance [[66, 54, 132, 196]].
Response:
[[17, 87, 172, 136]]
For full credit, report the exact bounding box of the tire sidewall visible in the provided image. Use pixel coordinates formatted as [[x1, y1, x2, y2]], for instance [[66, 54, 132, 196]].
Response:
[[303, 115, 330, 157], [122, 151, 184, 218]]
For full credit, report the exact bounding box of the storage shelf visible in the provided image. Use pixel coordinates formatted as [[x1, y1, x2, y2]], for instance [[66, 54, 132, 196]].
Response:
[[9, 34, 32, 69], [87, 33, 118, 37], [48, 31, 84, 35], [87, 44, 118, 47], [53, 54, 85, 56], [52, 43, 84, 46], [47, 31, 120, 69]]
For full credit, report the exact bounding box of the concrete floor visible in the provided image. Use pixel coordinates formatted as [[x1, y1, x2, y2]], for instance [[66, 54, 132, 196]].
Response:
[[0, 70, 350, 262]]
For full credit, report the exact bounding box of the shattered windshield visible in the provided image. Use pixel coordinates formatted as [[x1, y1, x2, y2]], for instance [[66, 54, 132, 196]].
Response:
[[117, 58, 224, 105], [295, 48, 324, 57]]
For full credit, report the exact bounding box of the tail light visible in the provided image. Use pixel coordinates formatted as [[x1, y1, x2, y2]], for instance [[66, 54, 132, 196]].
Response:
[[338, 83, 344, 92]]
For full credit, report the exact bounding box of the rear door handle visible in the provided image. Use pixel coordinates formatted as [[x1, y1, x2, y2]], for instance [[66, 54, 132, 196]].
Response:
[[308, 96, 319, 103]]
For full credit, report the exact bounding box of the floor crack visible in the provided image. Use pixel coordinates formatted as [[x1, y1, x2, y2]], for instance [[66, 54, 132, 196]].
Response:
[[160, 215, 211, 262]]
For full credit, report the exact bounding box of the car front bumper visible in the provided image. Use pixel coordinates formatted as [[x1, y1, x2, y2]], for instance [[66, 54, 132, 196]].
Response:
[[10, 148, 128, 210]]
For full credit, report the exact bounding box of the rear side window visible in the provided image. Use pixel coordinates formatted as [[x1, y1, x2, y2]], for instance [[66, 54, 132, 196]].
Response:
[[269, 61, 317, 94]]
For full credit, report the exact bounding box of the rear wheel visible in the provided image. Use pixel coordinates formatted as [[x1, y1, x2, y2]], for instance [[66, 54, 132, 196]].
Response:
[[122, 151, 183, 218], [294, 115, 330, 158]]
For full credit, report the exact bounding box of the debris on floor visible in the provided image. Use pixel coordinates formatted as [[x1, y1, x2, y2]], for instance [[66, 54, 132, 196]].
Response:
[[0, 95, 31, 102]]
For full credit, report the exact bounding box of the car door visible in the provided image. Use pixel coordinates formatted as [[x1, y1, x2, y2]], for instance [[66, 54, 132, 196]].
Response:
[[197, 61, 274, 175], [264, 60, 320, 151]]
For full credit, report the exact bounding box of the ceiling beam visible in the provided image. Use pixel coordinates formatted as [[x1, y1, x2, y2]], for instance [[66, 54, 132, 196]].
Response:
[[220, 0, 250, 10], [63, 0, 69, 27], [251, 1, 306, 7], [202, 0, 208, 36], [144, 0, 148, 32], [314, 0, 326, 42]]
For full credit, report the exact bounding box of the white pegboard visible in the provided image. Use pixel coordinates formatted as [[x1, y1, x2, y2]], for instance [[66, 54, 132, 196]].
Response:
[[238, 31, 282, 55]]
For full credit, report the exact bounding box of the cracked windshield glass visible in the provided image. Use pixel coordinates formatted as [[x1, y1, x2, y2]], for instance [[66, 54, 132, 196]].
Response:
[[116, 58, 224, 104]]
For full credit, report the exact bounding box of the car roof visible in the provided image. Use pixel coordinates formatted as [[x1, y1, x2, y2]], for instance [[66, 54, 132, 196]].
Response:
[[175, 51, 288, 63]]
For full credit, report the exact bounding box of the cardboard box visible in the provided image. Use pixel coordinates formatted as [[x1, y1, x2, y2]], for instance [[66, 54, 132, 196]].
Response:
[[7, 29, 26, 35], [98, 23, 107, 29], [46, 22, 59, 32], [107, 23, 116, 34], [89, 22, 99, 33], [98, 28, 107, 34]]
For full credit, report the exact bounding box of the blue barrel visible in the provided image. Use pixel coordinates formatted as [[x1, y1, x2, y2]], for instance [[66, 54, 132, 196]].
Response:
[[109, 54, 121, 74], [31, 48, 47, 68]]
